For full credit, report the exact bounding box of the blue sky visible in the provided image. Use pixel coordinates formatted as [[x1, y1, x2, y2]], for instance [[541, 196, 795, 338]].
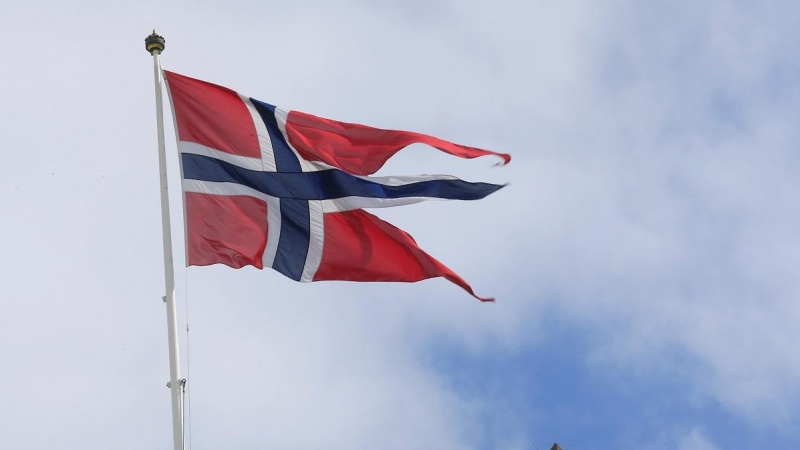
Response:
[[1, 1, 799, 449]]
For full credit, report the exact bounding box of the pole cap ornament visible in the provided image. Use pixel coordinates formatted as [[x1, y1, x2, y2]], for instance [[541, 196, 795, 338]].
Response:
[[145, 30, 165, 54]]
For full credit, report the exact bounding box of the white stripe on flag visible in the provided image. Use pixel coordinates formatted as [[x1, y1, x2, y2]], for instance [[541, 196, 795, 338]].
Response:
[[179, 141, 263, 171], [356, 173, 460, 186], [183, 179, 270, 202], [301, 200, 325, 282], [320, 196, 446, 213], [240, 94, 277, 172], [262, 197, 282, 269]]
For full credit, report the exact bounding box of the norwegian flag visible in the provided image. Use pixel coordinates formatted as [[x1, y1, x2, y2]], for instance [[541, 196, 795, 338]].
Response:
[[164, 71, 510, 301]]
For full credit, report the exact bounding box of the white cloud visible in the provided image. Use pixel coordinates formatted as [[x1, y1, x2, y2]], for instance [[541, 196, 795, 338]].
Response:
[[553, 1, 800, 427]]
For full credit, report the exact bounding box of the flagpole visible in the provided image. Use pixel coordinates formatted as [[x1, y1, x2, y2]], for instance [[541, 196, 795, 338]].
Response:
[[145, 30, 185, 450]]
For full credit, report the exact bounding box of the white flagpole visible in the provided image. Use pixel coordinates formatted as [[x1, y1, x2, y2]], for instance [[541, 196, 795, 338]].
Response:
[[145, 30, 185, 450]]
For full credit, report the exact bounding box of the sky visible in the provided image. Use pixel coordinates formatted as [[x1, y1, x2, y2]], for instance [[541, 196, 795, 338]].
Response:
[[1, 1, 799, 449]]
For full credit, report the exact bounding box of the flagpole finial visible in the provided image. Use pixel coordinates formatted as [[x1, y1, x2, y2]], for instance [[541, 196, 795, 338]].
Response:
[[145, 30, 165, 54]]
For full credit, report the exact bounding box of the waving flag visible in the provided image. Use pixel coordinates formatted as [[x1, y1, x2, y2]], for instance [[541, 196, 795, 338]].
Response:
[[164, 71, 509, 301]]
